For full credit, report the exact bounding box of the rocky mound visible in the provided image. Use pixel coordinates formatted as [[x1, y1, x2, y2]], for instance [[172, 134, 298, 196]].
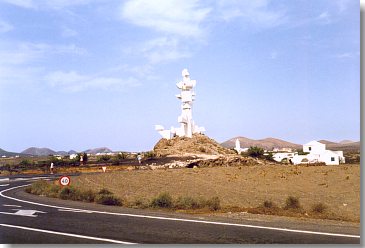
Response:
[[153, 134, 235, 156], [186, 156, 276, 168]]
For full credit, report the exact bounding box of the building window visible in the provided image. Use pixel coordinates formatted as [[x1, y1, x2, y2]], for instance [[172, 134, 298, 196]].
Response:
[[309, 147, 311, 151], [331, 157, 335, 162]]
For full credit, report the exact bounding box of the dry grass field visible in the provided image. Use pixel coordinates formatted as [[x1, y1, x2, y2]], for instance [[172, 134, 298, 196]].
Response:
[[71, 164, 360, 222]]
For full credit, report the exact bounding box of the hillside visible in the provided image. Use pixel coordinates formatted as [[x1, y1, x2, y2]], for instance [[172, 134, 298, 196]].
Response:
[[339, 140, 355, 144], [83, 147, 113, 154], [325, 141, 360, 152], [0, 148, 23, 157], [21, 147, 56, 156], [154, 134, 235, 156], [221, 137, 301, 150]]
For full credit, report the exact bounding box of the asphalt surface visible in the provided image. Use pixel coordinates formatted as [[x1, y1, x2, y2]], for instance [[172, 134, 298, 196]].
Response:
[[0, 174, 361, 244]]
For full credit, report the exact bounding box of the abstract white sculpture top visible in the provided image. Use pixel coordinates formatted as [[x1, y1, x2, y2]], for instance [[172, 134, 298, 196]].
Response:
[[155, 69, 205, 139]]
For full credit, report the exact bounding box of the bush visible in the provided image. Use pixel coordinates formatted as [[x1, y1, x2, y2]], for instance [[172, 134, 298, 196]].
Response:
[[77, 189, 96, 202], [284, 196, 301, 210], [27, 180, 50, 195], [117, 153, 127, 160], [247, 146, 264, 158], [58, 186, 78, 200], [206, 196, 221, 211], [144, 151, 155, 159], [19, 159, 32, 167], [150, 192, 173, 208], [98, 155, 111, 162], [174, 196, 204, 209], [311, 203, 327, 213], [48, 184, 61, 198], [263, 200, 274, 208], [98, 188, 112, 195], [264, 153, 275, 161], [95, 194, 122, 206]]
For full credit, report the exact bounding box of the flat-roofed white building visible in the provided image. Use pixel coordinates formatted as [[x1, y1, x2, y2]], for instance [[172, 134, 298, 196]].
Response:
[[291, 141, 345, 165]]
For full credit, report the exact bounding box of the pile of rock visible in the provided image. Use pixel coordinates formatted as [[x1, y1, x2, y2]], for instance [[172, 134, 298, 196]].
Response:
[[187, 156, 277, 168], [153, 134, 235, 157]]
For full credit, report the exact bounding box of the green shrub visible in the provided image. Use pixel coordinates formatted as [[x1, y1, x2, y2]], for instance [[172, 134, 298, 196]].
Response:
[[247, 146, 264, 158], [150, 192, 173, 208], [95, 194, 122, 206], [206, 196, 221, 211], [284, 196, 301, 210], [264, 153, 275, 161], [175, 196, 203, 209], [311, 203, 327, 213]]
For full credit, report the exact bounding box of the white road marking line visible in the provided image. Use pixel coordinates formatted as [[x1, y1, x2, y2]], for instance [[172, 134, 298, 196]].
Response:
[[13, 177, 52, 182], [58, 209, 92, 213], [3, 204, 22, 208], [0, 184, 360, 239], [0, 212, 36, 217], [0, 209, 45, 217], [0, 223, 136, 244], [12, 209, 46, 217], [0, 184, 10, 187]]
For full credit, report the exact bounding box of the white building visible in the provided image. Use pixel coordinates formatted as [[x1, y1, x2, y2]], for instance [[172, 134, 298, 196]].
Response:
[[291, 140, 345, 165], [69, 154, 78, 159], [272, 152, 298, 163], [234, 139, 249, 154], [155, 69, 205, 139]]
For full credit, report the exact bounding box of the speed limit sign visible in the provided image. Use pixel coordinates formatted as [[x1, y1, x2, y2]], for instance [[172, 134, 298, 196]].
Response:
[[59, 176, 71, 186]]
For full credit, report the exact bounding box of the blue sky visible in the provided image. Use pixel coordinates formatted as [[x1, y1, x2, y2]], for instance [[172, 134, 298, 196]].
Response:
[[0, 0, 360, 152]]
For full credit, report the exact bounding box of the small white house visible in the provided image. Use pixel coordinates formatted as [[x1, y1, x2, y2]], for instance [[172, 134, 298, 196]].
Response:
[[272, 152, 298, 163], [292, 141, 345, 165], [69, 154, 78, 159]]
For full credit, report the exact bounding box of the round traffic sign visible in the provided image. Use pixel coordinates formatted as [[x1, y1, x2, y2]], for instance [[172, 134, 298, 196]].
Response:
[[59, 176, 71, 186]]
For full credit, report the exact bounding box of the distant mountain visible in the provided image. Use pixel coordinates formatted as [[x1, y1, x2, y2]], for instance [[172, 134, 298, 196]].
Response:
[[339, 140, 355, 144], [68, 150, 78, 154], [0, 148, 24, 157], [21, 147, 56, 156], [318, 140, 338, 145], [56, 151, 68, 156], [221, 137, 301, 150], [324, 141, 360, 152], [83, 147, 113, 154]]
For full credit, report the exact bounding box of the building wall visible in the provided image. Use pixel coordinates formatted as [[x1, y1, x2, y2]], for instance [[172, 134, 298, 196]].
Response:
[[303, 142, 326, 154]]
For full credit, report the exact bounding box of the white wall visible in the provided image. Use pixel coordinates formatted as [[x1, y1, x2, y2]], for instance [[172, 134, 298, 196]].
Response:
[[303, 142, 326, 154]]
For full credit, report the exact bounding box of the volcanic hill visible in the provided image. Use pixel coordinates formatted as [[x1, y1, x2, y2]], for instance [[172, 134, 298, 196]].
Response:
[[153, 134, 235, 156]]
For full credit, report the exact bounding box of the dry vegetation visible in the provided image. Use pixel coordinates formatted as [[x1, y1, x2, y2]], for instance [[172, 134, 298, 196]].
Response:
[[70, 164, 360, 222], [16, 135, 361, 223]]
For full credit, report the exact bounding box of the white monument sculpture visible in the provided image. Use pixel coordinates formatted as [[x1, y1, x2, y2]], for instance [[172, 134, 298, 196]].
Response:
[[155, 69, 205, 139]]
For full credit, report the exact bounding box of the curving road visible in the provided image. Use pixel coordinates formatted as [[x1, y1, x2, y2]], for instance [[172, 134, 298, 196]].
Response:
[[0, 174, 360, 244]]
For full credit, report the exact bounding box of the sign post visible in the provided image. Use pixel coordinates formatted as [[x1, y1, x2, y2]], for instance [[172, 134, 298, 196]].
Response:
[[102, 166, 107, 173]]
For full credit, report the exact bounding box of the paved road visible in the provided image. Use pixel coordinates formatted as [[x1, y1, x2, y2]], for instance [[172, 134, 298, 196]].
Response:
[[0, 175, 361, 244]]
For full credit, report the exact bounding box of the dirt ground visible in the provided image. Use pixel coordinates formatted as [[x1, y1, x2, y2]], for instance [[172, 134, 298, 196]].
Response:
[[71, 164, 360, 222]]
